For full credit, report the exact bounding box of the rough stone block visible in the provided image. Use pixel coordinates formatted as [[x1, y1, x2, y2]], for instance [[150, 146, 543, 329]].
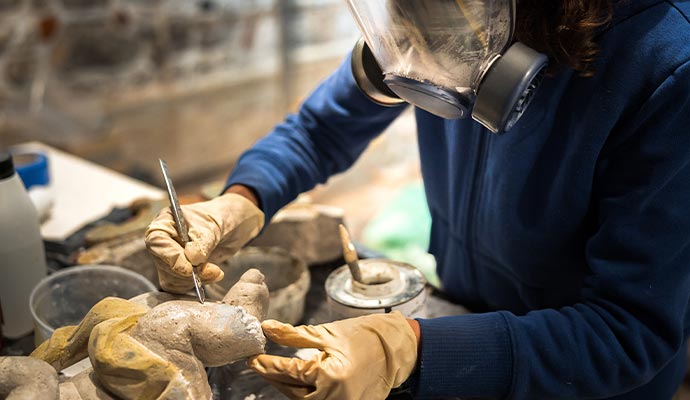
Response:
[[0, 357, 59, 400], [251, 202, 345, 265]]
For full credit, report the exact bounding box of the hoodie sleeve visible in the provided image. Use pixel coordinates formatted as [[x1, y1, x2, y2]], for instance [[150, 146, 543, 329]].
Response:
[[225, 54, 407, 220], [413, 59, 690, 399]]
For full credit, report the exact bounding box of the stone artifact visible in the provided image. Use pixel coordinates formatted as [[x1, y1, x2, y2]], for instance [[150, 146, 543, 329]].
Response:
[[219, 268, 270, 321], [82, 243, 310, 325], [207, 247, 310, 325], [27, 269, 269, 400], [0, 356, 59, 400], [250, 202, 345, 265]]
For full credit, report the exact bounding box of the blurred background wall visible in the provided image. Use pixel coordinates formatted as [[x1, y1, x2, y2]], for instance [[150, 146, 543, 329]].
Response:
[[0, 0, 366, 184], [0, 0, 423, 241]]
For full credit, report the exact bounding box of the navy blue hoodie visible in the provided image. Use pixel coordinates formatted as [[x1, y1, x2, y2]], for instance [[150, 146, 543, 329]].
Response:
[[227, 1, 690, 398]]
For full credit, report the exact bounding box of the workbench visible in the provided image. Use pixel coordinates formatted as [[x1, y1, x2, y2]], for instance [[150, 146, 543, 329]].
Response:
[[2, 142, 165, 356], [3, 142, 469, 399], [207, 251, 468, 400]]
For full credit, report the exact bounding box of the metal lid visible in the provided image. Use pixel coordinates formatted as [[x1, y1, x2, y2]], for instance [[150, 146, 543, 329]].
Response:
[[325, 259, 427, 309], [384, 75, 471, 120], [0, 152, 14, 180]]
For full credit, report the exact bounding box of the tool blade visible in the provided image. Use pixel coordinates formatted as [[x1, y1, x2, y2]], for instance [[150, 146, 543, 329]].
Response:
[[159, 159, 190, 244], [191, 267, 205, 304], [159, 158, 205, 303]]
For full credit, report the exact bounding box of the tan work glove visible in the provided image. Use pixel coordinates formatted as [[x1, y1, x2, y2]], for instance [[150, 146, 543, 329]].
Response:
[[249, 311, 418, 400], [145, 193, 264, 293]]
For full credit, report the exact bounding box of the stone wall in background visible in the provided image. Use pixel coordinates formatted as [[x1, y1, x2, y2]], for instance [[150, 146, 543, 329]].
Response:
[[0, 0, 360, 186]]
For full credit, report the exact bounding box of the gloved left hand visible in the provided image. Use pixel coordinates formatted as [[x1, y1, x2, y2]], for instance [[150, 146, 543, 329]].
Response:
[[248, 311, 418, 400]]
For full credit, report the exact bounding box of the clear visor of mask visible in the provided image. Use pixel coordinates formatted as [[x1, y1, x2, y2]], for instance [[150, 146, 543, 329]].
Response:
[[346, 0, 515, 96], [347, 0, 547, 133]]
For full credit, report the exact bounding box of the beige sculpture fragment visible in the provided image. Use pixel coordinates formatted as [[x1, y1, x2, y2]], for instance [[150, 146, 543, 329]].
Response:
[[0, 356, 59, 400], [23, 268, 269, 400]]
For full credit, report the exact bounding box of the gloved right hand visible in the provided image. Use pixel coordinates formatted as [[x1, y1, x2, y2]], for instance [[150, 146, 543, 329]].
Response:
[[249, 311, 418, 400], [145, 193, 265, 293]]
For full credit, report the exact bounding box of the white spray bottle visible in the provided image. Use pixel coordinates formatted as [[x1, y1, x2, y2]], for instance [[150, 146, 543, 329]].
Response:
[[0, 151, 47, 339]]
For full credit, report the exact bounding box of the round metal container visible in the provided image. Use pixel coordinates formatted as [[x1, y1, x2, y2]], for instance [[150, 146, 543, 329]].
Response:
[[325, 259, 428, 320]]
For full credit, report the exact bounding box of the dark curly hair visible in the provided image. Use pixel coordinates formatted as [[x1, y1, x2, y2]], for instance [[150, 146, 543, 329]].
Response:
[[515, 0, 619, 76]]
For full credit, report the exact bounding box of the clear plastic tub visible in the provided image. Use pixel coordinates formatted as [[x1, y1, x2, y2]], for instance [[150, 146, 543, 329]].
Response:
[[29, 265, 157, 346]]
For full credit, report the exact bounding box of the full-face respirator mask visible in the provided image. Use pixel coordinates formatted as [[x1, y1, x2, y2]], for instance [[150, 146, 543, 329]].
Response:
[[347, 0, 548, 133]]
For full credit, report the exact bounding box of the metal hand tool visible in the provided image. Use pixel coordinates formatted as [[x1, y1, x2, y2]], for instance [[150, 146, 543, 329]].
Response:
[[159, 158, 205, 303]]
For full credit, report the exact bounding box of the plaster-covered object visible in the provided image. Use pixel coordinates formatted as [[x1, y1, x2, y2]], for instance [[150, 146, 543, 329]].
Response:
[[28, 268, 269, 400], [0, 356, 59, 400], [251, 203, 345, 265], [208, 247, 310, 325]]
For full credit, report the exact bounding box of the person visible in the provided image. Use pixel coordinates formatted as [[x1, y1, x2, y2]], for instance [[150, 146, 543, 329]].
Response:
[[145, 0, 690, 399]]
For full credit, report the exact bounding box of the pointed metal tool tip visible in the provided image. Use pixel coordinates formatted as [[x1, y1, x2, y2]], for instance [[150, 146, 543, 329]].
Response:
[[192, 268, 205, 304]]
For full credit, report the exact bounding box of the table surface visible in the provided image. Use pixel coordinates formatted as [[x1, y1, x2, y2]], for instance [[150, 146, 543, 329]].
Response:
[[13, 142, 164, 241], [2, 257, 468, 399], [208, 259, 468, 400], [5, 143, 469, 399]]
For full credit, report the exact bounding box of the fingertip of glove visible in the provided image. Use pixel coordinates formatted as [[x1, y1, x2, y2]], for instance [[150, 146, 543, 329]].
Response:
[[254, 212, 266, 230], [261, 319, 285, 331], [198, 263, 224, 283], [214, 268, 225, 282], [247, 354, 267, 372], [144, 210, 174, 235], [144, 228, 170, 246], [183, 241, 207, 265], [168, 256, 193, 277]]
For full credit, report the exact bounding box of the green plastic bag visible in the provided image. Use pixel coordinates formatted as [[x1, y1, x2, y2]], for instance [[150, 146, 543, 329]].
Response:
[[362, 183, 440, 288]]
